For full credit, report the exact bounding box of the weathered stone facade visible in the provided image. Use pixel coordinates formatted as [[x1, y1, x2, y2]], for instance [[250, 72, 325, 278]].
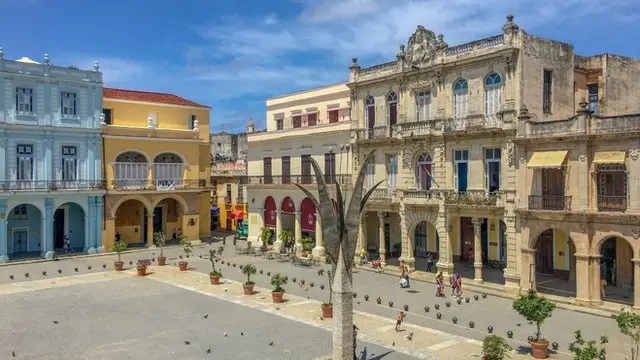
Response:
[[349, 15, 640, 309]]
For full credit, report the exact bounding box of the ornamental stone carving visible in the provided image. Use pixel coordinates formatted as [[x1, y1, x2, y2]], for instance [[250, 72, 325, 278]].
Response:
[[632, 227, 640, 239], [506, 140, 515, 167], [579, 152, 587, 162], [631, 148, 640, 161], [519, 154, 526, 164], [405, 26, 441, 66], [408, 78, 433, 92]]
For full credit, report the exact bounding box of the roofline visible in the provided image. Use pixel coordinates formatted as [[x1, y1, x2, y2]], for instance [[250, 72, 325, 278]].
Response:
[[266, 80, 349, 102], [103, 87, 212, 109]]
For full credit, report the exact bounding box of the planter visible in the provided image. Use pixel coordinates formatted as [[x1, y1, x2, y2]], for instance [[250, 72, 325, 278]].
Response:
[[321, 303, 333, 318], [178, 261, 188, 271], [210, 275, 221, 285], [529, 340, 550, 359], [114, 261, 124, 271], [137, 265, 147, 276], [157, 256, 167, 266], [243, 283, 255, 295], [272, 291, 284, 303]]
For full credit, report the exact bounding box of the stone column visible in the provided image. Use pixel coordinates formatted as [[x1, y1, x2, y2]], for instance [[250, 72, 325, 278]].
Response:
[[294, 211, 302, 254], [95, 196, 104, 252], [84, 197, 94, 253], [577, 148, 588, 210], [272, 209, 284, 252], [520, 248, 537, 290], [633, 259, 640, 310], [356, 213, 367, 259], [377, 211, 386, 266], [146, 213, 154, 247], [472, 217, 483, 283], [87, 140, 95, 181], [435, 208, 454, 277], [503, 216, 520, 289], [312, 213, 325, 258], [44, 137, 53, 182], [589, 255, 602, 305], [628, 148, 640, 212], [42, 198, 55, 259], [574, 254, 591, 305], [0, 199, 8, 263]]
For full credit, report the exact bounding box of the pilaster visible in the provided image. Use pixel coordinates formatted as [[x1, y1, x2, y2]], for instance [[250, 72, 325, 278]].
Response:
[[574, 253, 591, 305], [95, 196, 104, 252], [87, 139, 95, 181], [520, 247, 537, 290], [42, 198, 54, 258], [312, 214, 325, 258], [398, 202, 414, 268], [435, 208, 453, 276], [84, 197, 93, 253], [146, 214, 154, 247], [634, 258, 640, 310], [377, 211, 386, 266], [0, 199, 8, 262], [294, 211, 302, 254], [0, 133, 6, 182], [577, 146, 588, 210], [589, 255, 602, 305], [472, 217, 483, 283], [503, 216, 521, 288], [44, 136, 53, 181], [629, 148, 640, 212], [272, 209, 283, 252]]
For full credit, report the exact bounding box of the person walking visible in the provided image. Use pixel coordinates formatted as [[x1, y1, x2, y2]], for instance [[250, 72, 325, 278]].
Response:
[[435, 272, 445, 297], [359, 248, 367, 266], [395, 311, 405, 332], [426, 253, 434, 272], [600, 277, 607, 299], [399, 260, 410, 288]]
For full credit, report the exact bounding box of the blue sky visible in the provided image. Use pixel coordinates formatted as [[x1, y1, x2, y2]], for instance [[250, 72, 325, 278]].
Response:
[[1, 0, 639, 133]]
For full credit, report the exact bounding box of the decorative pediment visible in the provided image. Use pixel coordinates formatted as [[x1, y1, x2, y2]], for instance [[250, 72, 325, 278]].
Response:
[[405, 26, 440, 65]]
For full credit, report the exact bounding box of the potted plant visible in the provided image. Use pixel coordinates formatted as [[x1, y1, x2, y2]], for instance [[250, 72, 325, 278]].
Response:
[[301, 236, 313, 257], [208, 249, 222, 285], [513, 289, 555, 358], [321, 267, 333, 318], [137, 259, 151, 276], [482, 335, 512, 360], [270, 273, 288, 303], [241, 264, 257, 295], [568, 330, 607, 360], [260, 227, 274, 246], [613, 308, 640, 360], [178, 235, 192, 271], [112, 241, 127, 271], [154, 231, 167, 266]]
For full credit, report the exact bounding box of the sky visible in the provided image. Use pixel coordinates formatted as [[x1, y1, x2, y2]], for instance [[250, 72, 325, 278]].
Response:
[[1, 0, 639, 133]]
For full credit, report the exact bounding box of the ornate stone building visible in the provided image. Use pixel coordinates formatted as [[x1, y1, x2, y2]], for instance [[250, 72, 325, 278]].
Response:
[[348, 16, 640, 308]]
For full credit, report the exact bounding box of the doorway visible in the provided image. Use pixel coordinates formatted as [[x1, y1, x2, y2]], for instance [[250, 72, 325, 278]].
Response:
[[143, 207, 164, 243], [460, 217, 474, 261], [54, 208, 65, 249], [536, 230, 554, 274], [481, 219, 488, 263], [13, 230, 28, 253]]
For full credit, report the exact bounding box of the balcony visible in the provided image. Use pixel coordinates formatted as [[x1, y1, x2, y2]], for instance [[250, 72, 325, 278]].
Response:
[[597, 195, 627, 212], [396, 120, 444, 138], [400, 189, 443, 206], [366, 188, 397, 202], [110, 179, 207, 191], [518, 112, 640, 140], [444, 190, 499, 206], [355, 125, 396, 142], [224, 196, 232, 205], [0, 180, 105, 192], [443, 115, 505, 133], [528, 195, 572, 211], [248, 174, 351, 186], [237, 196, 245, 204]]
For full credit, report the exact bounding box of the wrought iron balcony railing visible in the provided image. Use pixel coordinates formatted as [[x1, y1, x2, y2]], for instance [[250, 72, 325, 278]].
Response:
[[0, 180, 105, 192], [597, 195, 627, 212], [528, 195, 572, 211], [401, 189, 445, 201], [224, 196, 232, 204], [110, 179, 209, 191], [248, 174, 351, 185]]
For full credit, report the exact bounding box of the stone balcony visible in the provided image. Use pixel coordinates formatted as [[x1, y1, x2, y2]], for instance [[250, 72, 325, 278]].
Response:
[[399, 189, 443, 206], [366, 188, 398, 203], [517, 110, 640, 140], [444, 190, 501, 207]]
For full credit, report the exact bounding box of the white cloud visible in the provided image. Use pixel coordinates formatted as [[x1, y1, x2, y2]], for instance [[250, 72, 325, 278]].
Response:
[[264, 13, 279, 25]]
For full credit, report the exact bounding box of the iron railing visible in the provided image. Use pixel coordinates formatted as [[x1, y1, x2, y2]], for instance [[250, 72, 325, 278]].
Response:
[[597, 195, 627, 212], [110, 179, 208, 191], [0, 180, 105, 192], [248, 174, 351, 185], [528, 195, 572, 211]]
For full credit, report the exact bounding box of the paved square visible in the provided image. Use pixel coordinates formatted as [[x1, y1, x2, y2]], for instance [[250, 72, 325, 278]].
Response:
[[0, 276, 418, 360]]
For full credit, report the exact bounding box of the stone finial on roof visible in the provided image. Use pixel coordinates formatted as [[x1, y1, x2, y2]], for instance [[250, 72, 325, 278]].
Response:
[[577, 98, 592, 115], [396, 45, 406, 61], [349, 57, 360, 70], [93, 61, 100, 71], [43, 53, 50, 65], [147, 117, 155, 129], [503, 14, 519, 34], [100, 113, 107, 128]]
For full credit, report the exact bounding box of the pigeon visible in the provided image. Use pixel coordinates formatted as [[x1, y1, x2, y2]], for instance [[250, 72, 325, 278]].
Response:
[[392, 342, 395, 346], [184, 341, 190, 345], [357, 302, 361, 305], [12, 351, 16, 357], [53, 321, 59, 324], [320, 316, 324, 320], [203, 314, 209, 319], [224, 333, 228, 337], [517, 323, 521, 327], [406, 332, 414, 341], [241, 332, 244, 336], [269, 341, 273, 346], [206, 348, 212, 354]]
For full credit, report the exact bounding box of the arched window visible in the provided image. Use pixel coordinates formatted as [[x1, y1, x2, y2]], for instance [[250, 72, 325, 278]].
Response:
[[114, 151, 148, 190], [416, 91, 431, 121], [154, 153, 184, 190], [365, 96, 375, 129], [387, 92, 398, 126], [454, 79, 468, 119], [485, 73, 502, 116], [416, 153, 433, 190]]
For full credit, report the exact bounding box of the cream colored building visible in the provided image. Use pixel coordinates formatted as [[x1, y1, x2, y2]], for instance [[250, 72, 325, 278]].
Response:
[[348, 15, 640, 309], [247, 83, 352, 257]]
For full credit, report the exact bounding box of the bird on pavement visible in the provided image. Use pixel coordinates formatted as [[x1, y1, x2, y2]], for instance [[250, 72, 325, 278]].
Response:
[[206, 348, 212, 354], [224, 333, 228, 337], [241, 332, 244, 336], [203, 314, 209, 319], [269, 342, 273, 346], [184, 341, 190, 345], [12, 351, 16, 357], [406, 332, 414, 341], [392, 342, 395, 346], [53, 321, 59, 324]]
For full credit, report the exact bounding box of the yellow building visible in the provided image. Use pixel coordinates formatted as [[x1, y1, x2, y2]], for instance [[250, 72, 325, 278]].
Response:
[[247, 82, 352, 257], [100, 88, 212, 249]]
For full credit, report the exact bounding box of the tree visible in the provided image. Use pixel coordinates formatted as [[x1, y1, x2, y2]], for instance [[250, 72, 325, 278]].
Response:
[[512, 289, 555, 342], [614, 308, 640, 360], [568, 330, 607, 360]]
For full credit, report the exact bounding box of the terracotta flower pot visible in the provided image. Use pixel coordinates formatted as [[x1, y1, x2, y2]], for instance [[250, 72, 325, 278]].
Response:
[[178, 261, 188, 271], [529, 340, 550, 359], [243, 283, 254, 295], [137, 265, 147, 276], [114, 261, 124, 271], [157, 256, 166, 266], [321, 303, 333, 318], [210, 275, 221, 285], [272, 291, 284, 303]]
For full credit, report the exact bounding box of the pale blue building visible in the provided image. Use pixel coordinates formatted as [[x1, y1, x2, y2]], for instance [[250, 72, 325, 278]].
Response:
[[0, 49, 105, 262]]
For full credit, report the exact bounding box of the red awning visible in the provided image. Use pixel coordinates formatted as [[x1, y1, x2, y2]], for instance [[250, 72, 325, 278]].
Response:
[[300, 197, 316, 232], [232, 210, 244, 220], [264, 197, 277, 228]]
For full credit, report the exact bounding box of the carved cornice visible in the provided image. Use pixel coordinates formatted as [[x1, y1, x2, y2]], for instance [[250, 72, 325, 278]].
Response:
[[631, 148, 640, 161]]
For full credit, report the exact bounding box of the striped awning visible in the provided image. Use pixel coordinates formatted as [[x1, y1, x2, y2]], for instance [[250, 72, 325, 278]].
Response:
[[527, 151, 569, 169], [593, 151, 625, 164]]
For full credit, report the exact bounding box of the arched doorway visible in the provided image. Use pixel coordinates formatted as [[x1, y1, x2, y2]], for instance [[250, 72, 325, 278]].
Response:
[[53, 202, 85, 252], [413, 221, 439, 258], [264, 196, 277, 229], [280, 196, 295, 233], [534, 229, 577, 298], [300, 197, 316, 249], [7, 204, 42, 257], [114, 199, 148, 246], [148, 198, 182, 244], [600, 237, 633, 305], [153, 153, 184, 190], [114, 151, 148, 190]]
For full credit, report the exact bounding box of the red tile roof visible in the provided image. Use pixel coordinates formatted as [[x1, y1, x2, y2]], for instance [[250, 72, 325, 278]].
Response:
[[103, 88, 210, 108]]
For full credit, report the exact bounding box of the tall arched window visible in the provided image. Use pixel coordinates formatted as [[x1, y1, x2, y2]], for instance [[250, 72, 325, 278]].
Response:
[[114, 151, 148, 190], [416, 153, 433, 190], [154, 153, 184, 190], [416, 91, 431, 121], [454, 79, 468, 119], [365, 96, 375, 129], [485, 73, 502, 116], [387, 92, 398, 126]]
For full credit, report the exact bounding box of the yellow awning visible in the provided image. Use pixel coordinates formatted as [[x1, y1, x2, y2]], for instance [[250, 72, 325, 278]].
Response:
[[527, 151, 569, 169], [593, 151, 626, 164]]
